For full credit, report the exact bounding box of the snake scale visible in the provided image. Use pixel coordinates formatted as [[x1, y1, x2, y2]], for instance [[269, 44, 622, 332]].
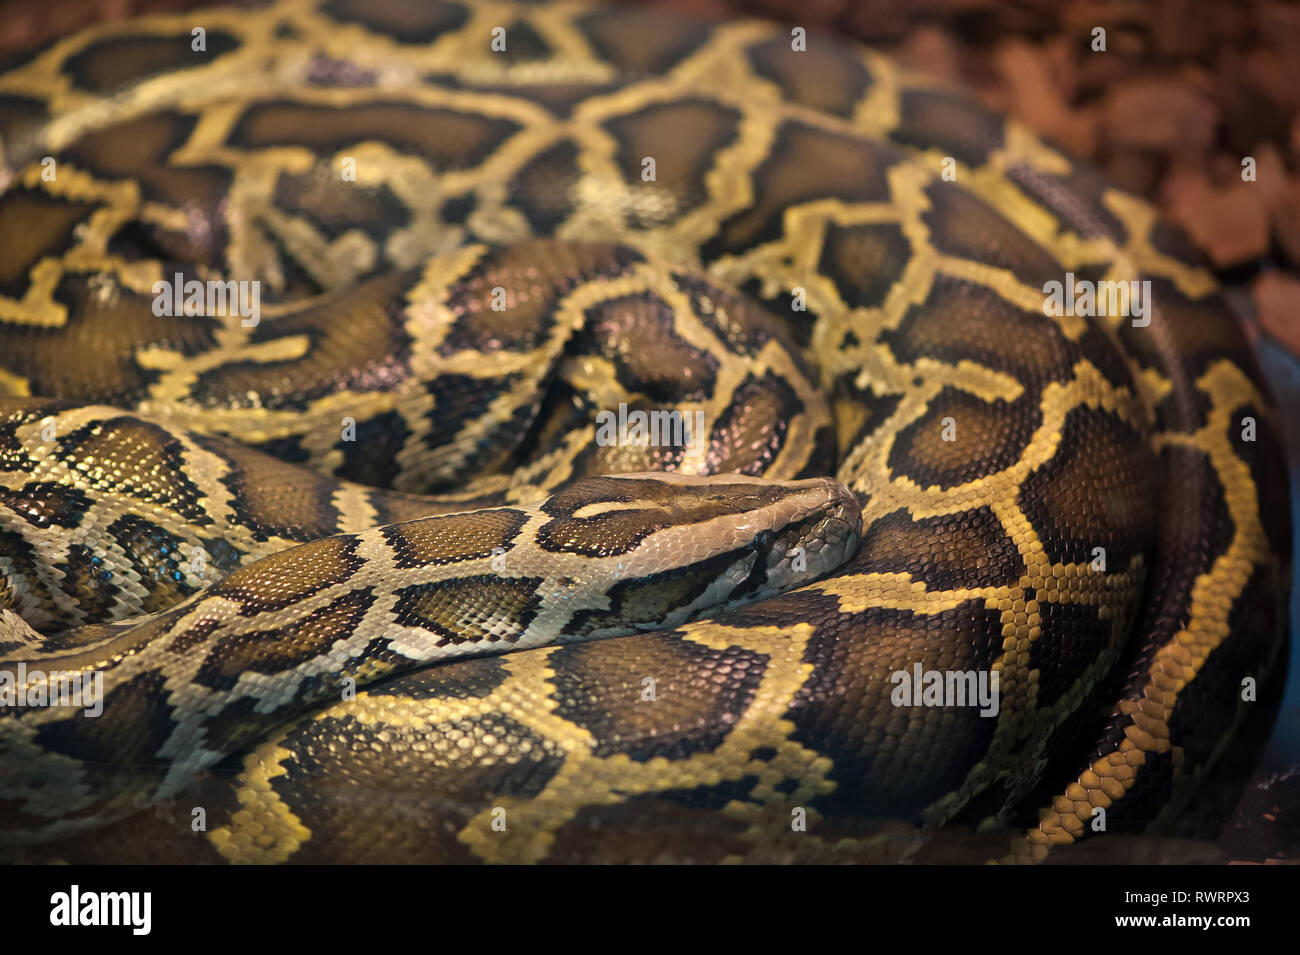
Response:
[[0, 0, 1290, 864]]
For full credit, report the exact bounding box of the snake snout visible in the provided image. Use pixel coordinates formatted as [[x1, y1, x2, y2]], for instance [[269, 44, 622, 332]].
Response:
[[757, 478, 862, 594]]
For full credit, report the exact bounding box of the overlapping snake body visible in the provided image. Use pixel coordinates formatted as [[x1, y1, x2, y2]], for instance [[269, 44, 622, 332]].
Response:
[[0, 0, 1289, 863]]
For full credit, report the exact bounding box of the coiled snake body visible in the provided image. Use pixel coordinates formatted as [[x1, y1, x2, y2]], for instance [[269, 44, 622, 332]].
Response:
[[0, 0, 1289, 863]]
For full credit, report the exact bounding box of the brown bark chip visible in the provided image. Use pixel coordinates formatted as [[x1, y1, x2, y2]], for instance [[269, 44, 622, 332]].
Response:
[[1253, 270, 1300, 354]]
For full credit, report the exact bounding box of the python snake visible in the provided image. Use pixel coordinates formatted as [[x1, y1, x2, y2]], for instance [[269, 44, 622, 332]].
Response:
[[0, 0, 1290, 864]]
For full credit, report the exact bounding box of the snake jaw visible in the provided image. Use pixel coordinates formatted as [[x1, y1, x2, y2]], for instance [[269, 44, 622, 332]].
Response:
[[667, 474, 863, 609], [747, 477, 862, 601]]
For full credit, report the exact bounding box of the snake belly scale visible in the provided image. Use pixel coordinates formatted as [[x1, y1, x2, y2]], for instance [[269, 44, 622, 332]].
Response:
[[0, 0, 1289, 863]]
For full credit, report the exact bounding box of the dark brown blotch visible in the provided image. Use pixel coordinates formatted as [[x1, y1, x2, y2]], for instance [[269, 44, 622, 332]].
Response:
[[922, 182, 1062, 286], [188, 269, 416, 412], [64, 32, 239, 93], [883, 275, 1075, 382], [578, 6, 713, 75], [437, 241, 643, 356], [194, 587, 378, 690], [888, 386, 1040, 490], [0, 481, 91, 529], [53, 543, 121, 624], [548, 631, 766, 761], [706, 121, 894, 257], [893, 87, 1006, 168], [31, 670, 176, 776], [229, 101, 521, 173], [566, 548, 757, 637], [319, 0, 469, 44], [1021, 405, 1158, 567], [789, 602, 1003, 817], [56, 417, 211, 524], [1117, 281, 1259, 392], [273, 163, 411, 245], [508, 139, 582, 234], [391, 575, 544, 646], [704, 371, 804, 476], [194, 434, 343, 543], [746, 34, 874, 118], [213, 535, 362, 615], [578, 292, 719, 401], [1004, 162, 1125, 241], [604, 98, 741, 229], [382, 508, 529, 569], [106, 514, 212, 615], [0, 188, 98, 297], [266, 707, 564, 864], [62, 113, 232, 264], [1028, 598, 1119, 709], [5, 273, 222, 405], [816, 221, 916, 310], [548, 795, 755, 863], [857, 506, 1025, 590]]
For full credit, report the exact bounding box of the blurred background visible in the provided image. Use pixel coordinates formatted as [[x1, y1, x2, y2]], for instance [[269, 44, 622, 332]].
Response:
[[2, 0, 1296, 863]]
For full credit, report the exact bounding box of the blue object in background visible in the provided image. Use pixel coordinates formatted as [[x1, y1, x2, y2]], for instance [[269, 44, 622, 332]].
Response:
[[1254, 334, 1300, 764]]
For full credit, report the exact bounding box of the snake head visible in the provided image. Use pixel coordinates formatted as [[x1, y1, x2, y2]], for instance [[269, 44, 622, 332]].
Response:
[[739, 476, 863, 603], [542, 472, 861, 638]]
